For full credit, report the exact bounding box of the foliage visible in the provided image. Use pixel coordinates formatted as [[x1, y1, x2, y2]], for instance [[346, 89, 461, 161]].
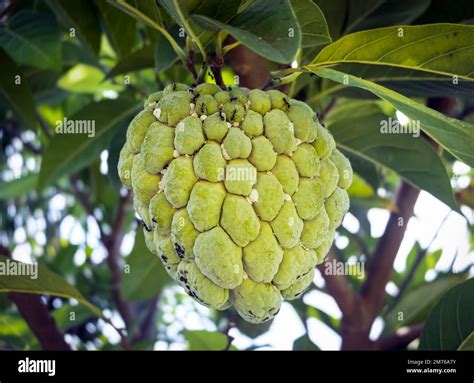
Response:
[[0, 0, 472, 351]]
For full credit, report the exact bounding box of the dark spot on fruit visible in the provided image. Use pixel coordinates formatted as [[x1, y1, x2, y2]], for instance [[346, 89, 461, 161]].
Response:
[[283, 97, 291, 108], [161, 255, 168, 262], [230, 96, 238, 102], [143, 222, 151, 232], [263, 316, 269, 322], [152, 217, 157, 223], [174, 243, 185, 258]]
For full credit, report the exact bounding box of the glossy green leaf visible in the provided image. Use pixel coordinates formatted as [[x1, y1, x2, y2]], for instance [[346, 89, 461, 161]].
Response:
[[314, 64, 474, 101], [38, 97, 141, 189], [0, 255, 101, 317], [293, 335, 320, 350], [158, 0, 241, 47], [155, 33, 178, 72], [0, 174, 38, 200], [384, 274, 466, 332], [96, 0, 137, 58], [0, 49, 37, 129], [106, 45, 155, 79], [350, 0, 431, 32], [120, 230, 170, 302], [316, 0, 383, 39], [192, 0, 301, 63], [457, 332, 474, 351], [46, 0, 101, 55], [326, 100, 459, 211], [109, 0, 163, 28], [52, 303, 94, 332], [183, 330, 228, 350], [57, 64, 106, 94], [313, 24, 474, 80], [0, 11, 61, 70], [309, 67, 474, 167], [419, 278, 474, 350], [290, 0, 331, 47]]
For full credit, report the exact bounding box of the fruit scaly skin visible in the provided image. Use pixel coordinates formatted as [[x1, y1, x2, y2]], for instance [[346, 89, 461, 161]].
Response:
[[118, 83, 352, 324]]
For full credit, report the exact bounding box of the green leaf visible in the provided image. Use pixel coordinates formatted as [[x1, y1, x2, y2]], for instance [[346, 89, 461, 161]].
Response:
[[415, 0, 474, 24], [315, 64, 474, 100], [457, 332, 474, 351], [0, 174, 38, 200], [57, 64, 106, 94], [38, 97, 141, 189], [316, 0, 383, 39], [183, 330, 228, 350], [46, 0, 101, 55], [349, 0, 431, 32], [120, 229, 171, 302], [109, 0, 163, 28], [325, 100, 459, 211], [0, 49, 37, 129], [313, 24, 474, 80], [419, 278, 474, 350], [289, 0, 331, 47], [96, 0, 137, 58], [0, 255, 101, 317], [293, 335, 320, 350], [192, 0, 301, 63], [52, 303, 94, 332], [106, 45, 155, 79], [158, 0, 241, 47], [0, 11, 61, 70], [155, 33, 178, 72], [384, 274, 466, 332], [309, 67, 474, 167]]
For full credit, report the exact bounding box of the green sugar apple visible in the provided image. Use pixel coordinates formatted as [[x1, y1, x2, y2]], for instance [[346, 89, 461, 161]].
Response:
[[118, 83, 352, 324]]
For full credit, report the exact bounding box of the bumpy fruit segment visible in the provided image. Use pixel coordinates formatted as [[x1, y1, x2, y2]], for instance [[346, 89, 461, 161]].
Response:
[[118, 83, 352, 323]]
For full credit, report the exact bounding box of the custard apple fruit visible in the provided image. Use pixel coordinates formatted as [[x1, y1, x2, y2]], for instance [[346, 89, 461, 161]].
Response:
[[118, 83, 352, 323]]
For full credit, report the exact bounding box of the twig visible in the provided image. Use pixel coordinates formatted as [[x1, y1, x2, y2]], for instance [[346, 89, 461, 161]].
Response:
[[387, 212, 451, 312], [36, 113, 52, 138], [222, 318, 236, 351], [0, 245, 71, 350], [319, 98, 336, 123]]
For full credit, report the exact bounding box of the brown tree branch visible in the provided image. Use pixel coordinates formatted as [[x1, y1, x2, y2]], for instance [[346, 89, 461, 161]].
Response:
[[317, 249, 358, 316], [0, 245, 70, 350], [103, 191, 133, 328], [374, 324, 423, 351], [70, 176, 133, 328], [361, 181, 420, 318], [226, 39, 269, 89]]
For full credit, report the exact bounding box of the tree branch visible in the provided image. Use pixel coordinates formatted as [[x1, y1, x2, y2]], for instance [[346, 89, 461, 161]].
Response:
[[374, 324, 423, 350], [225, 38, 269, 89], [317, 249, 358, 316], [361, 181, 420, 318], [0, 245, 70, 350], [70, 176, 133, 328]]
